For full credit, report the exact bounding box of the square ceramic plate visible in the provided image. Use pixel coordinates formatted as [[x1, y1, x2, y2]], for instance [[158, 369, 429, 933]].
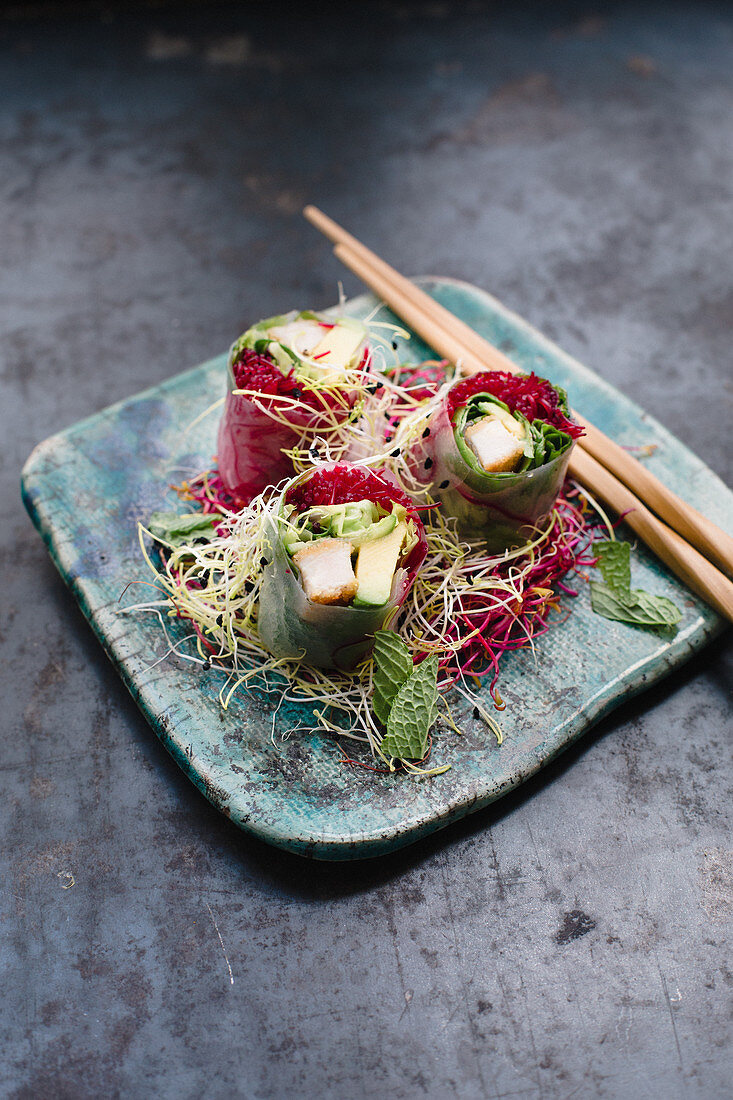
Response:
[[21, 279, 732, 860]]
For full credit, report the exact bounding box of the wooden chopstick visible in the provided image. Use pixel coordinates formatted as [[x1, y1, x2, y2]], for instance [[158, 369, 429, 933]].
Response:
[[305, 204, 733, 580], [300, 215, 733, 620], [306, 206, 519, 373], [330, 240, 733, 620], [570, 448, 733, 620], [333, 242, 733, 621]]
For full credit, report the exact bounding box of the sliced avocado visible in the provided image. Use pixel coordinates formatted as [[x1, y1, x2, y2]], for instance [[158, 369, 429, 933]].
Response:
[[353, 522, 407, 607], [475, 401, 523, 438], [286, 502, 404, 562], [350, 513, 397, 547], [310, 501, 375, 522], [318, 503, 399, 546], [266, 340, 297, 373], [285, 540, 313, 556], [310, 320, 365, 367], [282, 528, 302, 554]]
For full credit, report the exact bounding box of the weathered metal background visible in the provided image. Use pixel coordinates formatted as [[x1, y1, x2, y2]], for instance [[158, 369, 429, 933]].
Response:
[[2, 2, 731, 1097]]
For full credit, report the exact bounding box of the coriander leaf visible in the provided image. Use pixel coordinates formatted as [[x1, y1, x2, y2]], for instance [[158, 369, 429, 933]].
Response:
[[372, 630, 414, 724], [594, 540, 631, 591], [380, 655, 439, 761], [590, 582, 682, 629], [148, 511, 217, 548]]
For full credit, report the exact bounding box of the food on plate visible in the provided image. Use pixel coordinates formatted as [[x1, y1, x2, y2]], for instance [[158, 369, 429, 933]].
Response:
[[292, 538, 358, 605], [141, 335, 606, 773], [216, 310, 369, 502], [256, 462, 427, 670], [412, 370, 584, 550]]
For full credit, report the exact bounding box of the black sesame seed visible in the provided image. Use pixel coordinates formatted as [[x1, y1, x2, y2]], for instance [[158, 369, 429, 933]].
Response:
[[439, 480, 450, 489], [203, 660, 211, 671], [392, 340, 398, 350], [292, 387, 303, 399], [424, 457, 433, 470], [391, 448, 401, 457], [385, 435, 393, 444], [216, 614, 223, 626], [473, 706, 480, 719], [422, 427, 431, 438]]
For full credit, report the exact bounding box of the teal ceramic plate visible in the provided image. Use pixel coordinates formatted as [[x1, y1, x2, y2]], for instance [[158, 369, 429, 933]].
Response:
[[21, 279, 733, 860]]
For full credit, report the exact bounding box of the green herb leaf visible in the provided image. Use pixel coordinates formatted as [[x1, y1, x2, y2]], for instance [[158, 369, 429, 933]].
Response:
[[590, 582, 683, 628], [594, 540, 631, 591], [591, 538, 681, 632], [372, 630, 414, 724], [630, 590, 684, 627], [148, 511, 218, 547], [380, 655, 439, 761]]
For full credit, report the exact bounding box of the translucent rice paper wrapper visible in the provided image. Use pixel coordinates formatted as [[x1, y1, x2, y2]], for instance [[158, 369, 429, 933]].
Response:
[[420, 400, 576, 552], [257, 463, 427, 671], [217, 344, 358, 504], [217, 358, 310, 503]]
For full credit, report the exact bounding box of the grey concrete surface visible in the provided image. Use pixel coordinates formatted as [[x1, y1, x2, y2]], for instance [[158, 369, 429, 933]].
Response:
[[1, 2, 731, 1097]]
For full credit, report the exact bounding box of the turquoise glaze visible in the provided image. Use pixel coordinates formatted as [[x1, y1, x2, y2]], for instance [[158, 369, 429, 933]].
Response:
[[21, 280, 733, 860]]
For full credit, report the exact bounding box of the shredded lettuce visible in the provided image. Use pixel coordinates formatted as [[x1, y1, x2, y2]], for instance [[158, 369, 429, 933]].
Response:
[[281, 500, 407, 557]]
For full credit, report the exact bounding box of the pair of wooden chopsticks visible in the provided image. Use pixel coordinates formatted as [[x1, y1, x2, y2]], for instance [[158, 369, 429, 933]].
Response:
[[304, 205, 733, 622]]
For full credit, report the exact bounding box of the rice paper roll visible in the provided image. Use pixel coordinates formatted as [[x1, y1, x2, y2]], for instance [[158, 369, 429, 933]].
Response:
[[415, 371, 584, 551], [257, 463, 427, 670], [217, 310, 369, 503]]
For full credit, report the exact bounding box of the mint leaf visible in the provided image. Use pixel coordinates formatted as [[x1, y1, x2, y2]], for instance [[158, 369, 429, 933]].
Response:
[[590, 582, 682, 629], [380, 655, 439, 761], [590, 537, 682, 632], [372, 630, 414, 724], [594, 540, 631, 591], [148, 511, 218, 547], [630, 590, 683, 627]]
